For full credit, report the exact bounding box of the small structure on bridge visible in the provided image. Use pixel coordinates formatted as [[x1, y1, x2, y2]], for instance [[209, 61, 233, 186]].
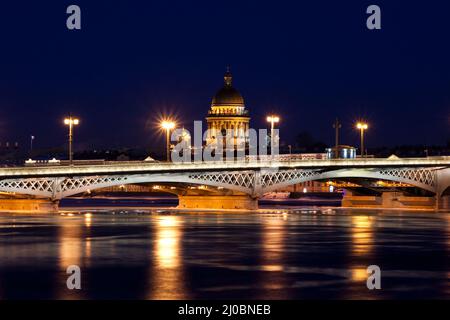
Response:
[[326, 145, 357, 159]]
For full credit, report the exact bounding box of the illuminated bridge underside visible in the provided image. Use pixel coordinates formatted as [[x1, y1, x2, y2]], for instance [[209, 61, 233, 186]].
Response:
[[0, 167, 447, 201]]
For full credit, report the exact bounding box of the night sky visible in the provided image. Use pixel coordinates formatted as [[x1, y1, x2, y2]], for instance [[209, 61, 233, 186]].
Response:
[[0, 0, 449, 153]]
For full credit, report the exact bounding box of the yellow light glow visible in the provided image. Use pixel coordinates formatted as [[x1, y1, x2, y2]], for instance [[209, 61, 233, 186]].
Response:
[[84, 213, 92, 227], [351, 267, 368, 282], [58, 217, 84, 298], [356, 122, 368, 130], [64, 118, 80, 125], [260, 218, 287, 295], [266, 115, 280, 123], [161, 120, 175, 130], [155, 216, 181, 268], [352, 215, 373, 256], [147, 215, 187, 300]]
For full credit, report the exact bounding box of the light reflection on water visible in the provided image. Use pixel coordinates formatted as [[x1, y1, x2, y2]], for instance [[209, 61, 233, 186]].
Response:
[[58, 217, 83, 299], [350, 215, 375, 291], [258, 216, 287, 299], [0, 209, 449, 299], [147, 215, 188, 299]]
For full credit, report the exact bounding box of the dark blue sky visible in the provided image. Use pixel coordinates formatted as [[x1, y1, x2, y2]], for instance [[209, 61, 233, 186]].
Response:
[[0, 0, 449, 152]]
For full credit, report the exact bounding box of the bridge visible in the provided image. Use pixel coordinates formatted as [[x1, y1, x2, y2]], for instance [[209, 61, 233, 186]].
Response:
[[0, 156, 449, 211]]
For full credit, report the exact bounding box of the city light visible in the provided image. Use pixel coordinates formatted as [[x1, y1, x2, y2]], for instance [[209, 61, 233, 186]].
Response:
[[356, 121, 368, 157], [64, 115, 80, 165], [161, 120, 175, 130], [161, 120, 176, 161], [356, 122, 368, 130], [64, 117, 80, 125], [267, 115, 280, 155], [266, 115, 280, 124]]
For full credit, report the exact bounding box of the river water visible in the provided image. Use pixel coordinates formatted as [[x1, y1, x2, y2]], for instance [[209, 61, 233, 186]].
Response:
[[0, 205, 449, 299]]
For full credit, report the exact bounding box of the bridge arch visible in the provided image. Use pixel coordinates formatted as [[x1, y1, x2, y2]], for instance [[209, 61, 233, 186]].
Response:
[[0, 172, 255, 200], [57, 172, 255, 199], [259, 167, 439, 195]]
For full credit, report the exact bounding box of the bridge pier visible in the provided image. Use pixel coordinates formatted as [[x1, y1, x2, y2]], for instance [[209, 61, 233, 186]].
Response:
[[178, 195, 258, 210], [341, 190, 381, 207], [0, 198, 59, 213], [342, 190, 437, 210], [437, 195, 450, 210]]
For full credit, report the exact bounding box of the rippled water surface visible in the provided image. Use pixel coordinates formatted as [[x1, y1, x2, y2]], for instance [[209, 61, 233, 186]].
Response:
[[0, 208, 449, 299]]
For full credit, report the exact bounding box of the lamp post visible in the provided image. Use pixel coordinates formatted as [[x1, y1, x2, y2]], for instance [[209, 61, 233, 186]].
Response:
[[64, 116, 80, 165], [288, 144, 292, 164], [356, 122, 368, 157], [333, 118, 341, 148], [30, 135, 35, 158], [161, 120, 175, 161], [266, 115, 280, 155]]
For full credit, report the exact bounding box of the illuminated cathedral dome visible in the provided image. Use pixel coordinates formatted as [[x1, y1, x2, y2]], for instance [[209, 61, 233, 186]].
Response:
[[208, 67, 248, 116], [206, 68, 250, 147], [211, 68, 245, 107]]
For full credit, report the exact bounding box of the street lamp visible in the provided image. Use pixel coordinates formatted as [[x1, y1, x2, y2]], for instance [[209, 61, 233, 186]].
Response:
[[64, 116, 80, 165], [356, 122, 368, 157], [288, 144, 292, 164], [30, 135, 35, 158], [161, 120, 175, 161], [266, 115, 280, 154]]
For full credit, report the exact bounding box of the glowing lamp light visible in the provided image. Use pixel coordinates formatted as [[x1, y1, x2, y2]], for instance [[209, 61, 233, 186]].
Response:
[[356, 122, 368, 130], [161, 120, 175, 130], [267, 115, 280, 157], [266, 115, 280, 123], [356, 121, 369, 157], [64, 118, 80, 125], [64, 115, 80, 165], [160, 119, 176, 162]]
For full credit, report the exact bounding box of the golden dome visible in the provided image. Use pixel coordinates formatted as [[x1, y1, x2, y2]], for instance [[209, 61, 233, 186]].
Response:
[[211, 68, 245, 107]]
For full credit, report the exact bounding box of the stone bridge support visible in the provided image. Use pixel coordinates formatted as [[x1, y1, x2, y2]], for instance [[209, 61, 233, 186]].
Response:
[[342, 190, 437, 210], [438, 195, 450, 210], [178, 194, 258, 210], [0, 198, 59, 212]]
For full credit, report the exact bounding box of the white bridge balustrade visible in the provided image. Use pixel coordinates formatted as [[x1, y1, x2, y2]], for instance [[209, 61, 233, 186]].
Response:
[[0, 156, 449, 211]]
